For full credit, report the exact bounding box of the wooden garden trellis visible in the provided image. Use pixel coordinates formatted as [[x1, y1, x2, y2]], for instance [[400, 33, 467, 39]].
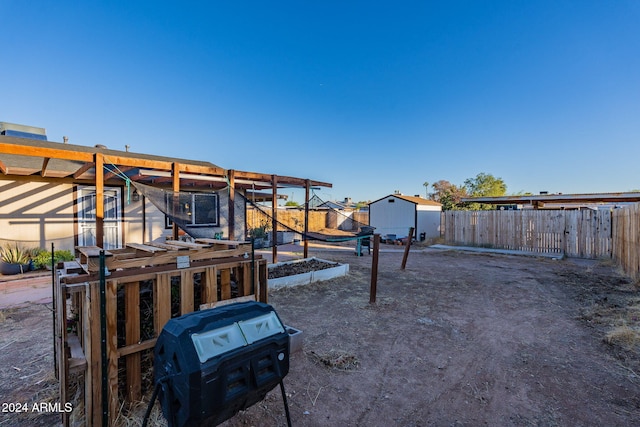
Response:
[[55, 240, 268, 426]]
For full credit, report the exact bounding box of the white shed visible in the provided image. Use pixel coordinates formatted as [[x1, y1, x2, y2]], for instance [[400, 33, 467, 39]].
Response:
[[368, 194, 442, 241]]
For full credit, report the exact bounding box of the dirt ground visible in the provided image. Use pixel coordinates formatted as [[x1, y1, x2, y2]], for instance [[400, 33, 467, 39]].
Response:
[[2, 245, 640, 426]]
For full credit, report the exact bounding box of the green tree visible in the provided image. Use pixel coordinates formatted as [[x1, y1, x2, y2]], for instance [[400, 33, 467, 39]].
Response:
[[285, 201, 300, 207], [463, 173, 507, 210], [423, 181, 429, 198], [429, 180, 468, 211]]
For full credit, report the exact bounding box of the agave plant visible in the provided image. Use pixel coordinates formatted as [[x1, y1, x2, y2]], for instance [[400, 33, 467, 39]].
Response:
[[0, 244, 31, 265]]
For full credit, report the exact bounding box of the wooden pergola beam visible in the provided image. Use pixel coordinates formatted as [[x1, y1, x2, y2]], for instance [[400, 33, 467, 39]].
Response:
[[101, 155, 226, 177], [0, 140, 332, 190], [0, 142, 94, 162], [72, 162, 93, 179], [234, 170, 331, 188], [41, 158, 50, 177]]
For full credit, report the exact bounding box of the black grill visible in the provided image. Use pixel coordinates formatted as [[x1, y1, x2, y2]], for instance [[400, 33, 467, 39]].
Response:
[[154, 301, 290, 427]]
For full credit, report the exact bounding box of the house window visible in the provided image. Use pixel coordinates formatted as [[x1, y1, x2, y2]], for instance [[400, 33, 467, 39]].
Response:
[[165, 192, 218, 228], [77, 186, 123, 249]]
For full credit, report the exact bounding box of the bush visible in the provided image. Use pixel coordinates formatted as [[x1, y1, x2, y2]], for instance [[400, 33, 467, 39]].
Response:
[[32, 249, 75, 269]]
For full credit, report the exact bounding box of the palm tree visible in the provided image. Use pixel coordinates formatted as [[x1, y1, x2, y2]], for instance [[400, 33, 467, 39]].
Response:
[[423, 181, 429, 198]]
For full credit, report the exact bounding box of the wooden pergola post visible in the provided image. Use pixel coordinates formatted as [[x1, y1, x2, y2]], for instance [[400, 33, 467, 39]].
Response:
[[172, 162, 180, 240], [304, 179, 310, 258], [95, 153, 104, 248], [271, 175, 278, 264], [228, 169, 235, 240]]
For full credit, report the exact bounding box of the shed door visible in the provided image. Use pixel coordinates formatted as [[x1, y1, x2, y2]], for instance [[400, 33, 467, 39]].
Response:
[[77, 186, 122, 250]]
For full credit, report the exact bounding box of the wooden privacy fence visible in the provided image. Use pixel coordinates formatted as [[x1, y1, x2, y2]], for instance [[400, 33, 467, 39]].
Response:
[[247, 207, 369, 233], [612, 203, 640, 278], [442, 209, 612, 258], [55, 240, 267, 427]]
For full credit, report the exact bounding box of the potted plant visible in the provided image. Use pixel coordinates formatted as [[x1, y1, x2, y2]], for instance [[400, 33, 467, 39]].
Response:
[[249, 223, 270, 249], [0, 244, 31, 275]]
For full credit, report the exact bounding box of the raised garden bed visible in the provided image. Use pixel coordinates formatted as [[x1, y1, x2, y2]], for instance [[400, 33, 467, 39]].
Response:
[[268, 257, 349, 288]]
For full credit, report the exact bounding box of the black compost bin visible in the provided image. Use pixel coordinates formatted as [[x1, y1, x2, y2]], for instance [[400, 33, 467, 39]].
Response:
[[154, 301, 290, 427]]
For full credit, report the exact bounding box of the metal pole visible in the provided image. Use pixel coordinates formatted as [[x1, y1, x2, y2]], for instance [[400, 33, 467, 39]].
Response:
[[99, 251, 108, 426], [369, 234, 380, 304], [51, 243, 57, 379]]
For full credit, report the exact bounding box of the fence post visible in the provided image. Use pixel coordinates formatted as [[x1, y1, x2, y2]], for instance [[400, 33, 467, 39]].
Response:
[[370, 234, 380, 304], [401, 227, 415, 270]]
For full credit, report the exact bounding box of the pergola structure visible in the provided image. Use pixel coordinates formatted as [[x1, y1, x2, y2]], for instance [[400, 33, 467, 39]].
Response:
[[0, 135, 332, 262]]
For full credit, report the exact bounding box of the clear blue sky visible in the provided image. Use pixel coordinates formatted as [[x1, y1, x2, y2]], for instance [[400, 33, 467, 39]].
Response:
[[2, 1, 639, 203]]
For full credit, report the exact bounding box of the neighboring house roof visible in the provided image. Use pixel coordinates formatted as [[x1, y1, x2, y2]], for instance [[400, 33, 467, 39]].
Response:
[[308, 194, 325, 209], [369, 194, 442, 207], [318, 200, 350, 210], [461, 193, 640, 209]]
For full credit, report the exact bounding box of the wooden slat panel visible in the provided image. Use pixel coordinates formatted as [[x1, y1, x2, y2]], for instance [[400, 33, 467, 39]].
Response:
[[67, 334, 87, 374], [165, 240, 211, 249], [104, 247, 248, 271], [259, 260, 268, 303], [253, 260, 260, 301], [144, 241, 188, 251], [117, 339, 157, 358], [203, 266, 218, 305], [220, 269, 231, 301], [126, 243, 167, 253], [242, 261, 252, 296], [106, 279, 119, 424], [62, 255, 258, 285], [125, 281, 141, 401], [88, 282, 101, 427], [155, 273, 171, 334], [180, 271, 194, 314]]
